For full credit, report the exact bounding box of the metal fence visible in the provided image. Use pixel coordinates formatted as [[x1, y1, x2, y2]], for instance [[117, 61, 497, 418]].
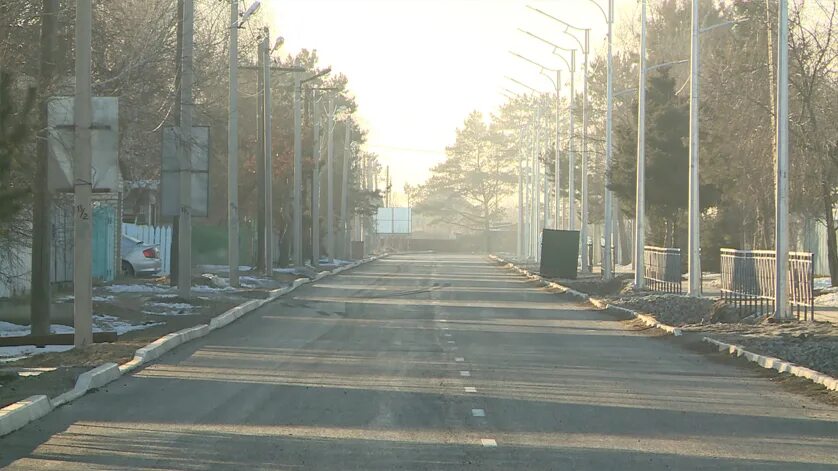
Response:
[[643, 246, 683, 294], [720, 249, 815, 320]]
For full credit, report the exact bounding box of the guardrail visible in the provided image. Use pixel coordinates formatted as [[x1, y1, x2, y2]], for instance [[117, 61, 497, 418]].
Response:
[[720, 249, 815, 320], [643, 246, 683, 294]]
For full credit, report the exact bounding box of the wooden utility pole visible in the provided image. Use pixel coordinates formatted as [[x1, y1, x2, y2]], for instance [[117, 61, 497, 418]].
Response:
[[30, 0, 59, 336]]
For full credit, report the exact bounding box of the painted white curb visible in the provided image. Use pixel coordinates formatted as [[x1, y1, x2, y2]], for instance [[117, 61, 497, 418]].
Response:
[[489, 254, 683, 336], [0, 395, 51, 437], [0, 253, 387, 438], [53, 362, 122, 407], [703, 337, 838, 391]]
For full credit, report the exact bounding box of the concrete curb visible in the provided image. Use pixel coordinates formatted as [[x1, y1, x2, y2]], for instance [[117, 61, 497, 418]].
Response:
[[0, 252, 387, 438], [489, 254, 683, 336], [488, 255, 836, 393], [702, 337, 838, 392], [0, 395, 51, 437]]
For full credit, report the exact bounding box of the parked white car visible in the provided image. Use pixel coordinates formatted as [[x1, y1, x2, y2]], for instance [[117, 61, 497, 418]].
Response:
[[121, 235, 162, 276]]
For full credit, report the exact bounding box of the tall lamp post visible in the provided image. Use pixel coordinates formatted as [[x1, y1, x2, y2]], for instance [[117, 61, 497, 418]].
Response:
[[501, 89, 528, 260], [635, 0, 648, 290], [509, 52, 562, 230], [528, 5, 592, 272], [775, 0, 790, 319], [518, 30, 577, 231], [687, 6, 744, 295], [507, 77, 545, 261]]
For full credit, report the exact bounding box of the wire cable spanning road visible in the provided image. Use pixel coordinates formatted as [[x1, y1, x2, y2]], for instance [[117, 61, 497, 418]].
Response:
[[1, 254, 837, 469]]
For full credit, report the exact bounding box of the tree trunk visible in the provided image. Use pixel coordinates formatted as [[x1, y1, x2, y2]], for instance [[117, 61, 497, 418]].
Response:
[[823, 181, 838, 285]]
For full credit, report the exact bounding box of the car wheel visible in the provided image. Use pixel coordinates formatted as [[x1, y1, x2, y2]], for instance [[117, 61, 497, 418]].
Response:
[[122, 261, 135, 277]]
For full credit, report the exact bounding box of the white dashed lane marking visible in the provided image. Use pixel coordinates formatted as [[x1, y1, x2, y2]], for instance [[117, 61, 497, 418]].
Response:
[[471, 409, 485, 417], [455, 357, 464, 362], [464, 387, 477, 393], [460, 370, 471, 377], [444, 333, 452, 337], [481, 439, 497, 447], [447, 340, 455, 344]]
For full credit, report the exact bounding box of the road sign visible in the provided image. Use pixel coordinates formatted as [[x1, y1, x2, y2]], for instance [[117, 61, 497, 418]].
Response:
[[161, 126, 210, 217], [47, 96, 119, 192], [376, 207, 411, 234]]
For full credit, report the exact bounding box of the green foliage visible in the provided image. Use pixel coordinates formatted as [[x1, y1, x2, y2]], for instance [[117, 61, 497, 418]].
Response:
[[0, 71, 34, 223], [415, 111, 516, 246], [609, 70, 719, 245]]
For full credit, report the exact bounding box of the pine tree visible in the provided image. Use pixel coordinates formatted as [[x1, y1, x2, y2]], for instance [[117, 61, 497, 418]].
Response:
[[0, 71, 35, 223]]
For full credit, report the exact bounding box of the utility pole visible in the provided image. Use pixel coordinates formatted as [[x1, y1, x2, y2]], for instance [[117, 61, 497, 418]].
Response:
[[227, 0, 240, 287], [580, 29, 590, 272], [73, 0, 93, 346], [775, 0, 790, 319], [31, 0, 59, 336], [687, 0, 701, 296], [634, 0, 647, 290], [177, 0, 194, 297], [263, 31, 273, 275], [312, 89, 321, 267], [533, 103, 541, 261], [293, 71, 303, 268], [603, 0, 615, 280], [517, 125, 525, 259], [341, 123, 351, 260], [326, 96, 335, 263], [255, 40, 265, 272], [566, 50, 576, 230], [554, 71, 562, 230]]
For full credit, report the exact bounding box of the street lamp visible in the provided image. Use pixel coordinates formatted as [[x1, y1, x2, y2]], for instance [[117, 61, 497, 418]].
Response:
[[527, 4, 594, 273], [509, 51, 562, 230], [518, 30, 578, 232], [507, 76, 545, 261], [634, 0, 648, 290], [775, 0, 790, 320], [688, 8, 747, 296]]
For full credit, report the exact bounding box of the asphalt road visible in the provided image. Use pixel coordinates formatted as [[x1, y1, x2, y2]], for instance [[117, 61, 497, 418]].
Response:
[[1, 254, 837, 470]]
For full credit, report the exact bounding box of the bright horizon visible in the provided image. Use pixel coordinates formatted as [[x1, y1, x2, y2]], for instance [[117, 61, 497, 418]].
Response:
[[268, 0, 635, 205]]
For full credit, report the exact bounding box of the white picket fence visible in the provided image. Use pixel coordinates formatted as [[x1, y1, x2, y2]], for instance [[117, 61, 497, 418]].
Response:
[[122, 223, 173, 275]]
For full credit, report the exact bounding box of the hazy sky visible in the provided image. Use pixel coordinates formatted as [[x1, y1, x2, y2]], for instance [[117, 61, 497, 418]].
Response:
[[267, 0, 635, 203]]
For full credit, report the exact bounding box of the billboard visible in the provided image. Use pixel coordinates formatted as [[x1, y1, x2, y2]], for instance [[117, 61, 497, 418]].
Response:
[[160, 126, 210, 217], [47, 96, 119, 192], [377, 207, 412, 234]]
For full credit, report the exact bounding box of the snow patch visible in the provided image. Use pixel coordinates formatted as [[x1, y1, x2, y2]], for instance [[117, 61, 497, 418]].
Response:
[[93, 314, 162, 335], [190, 285, 236, 294], [815, 292, 838, 307], [106, 284, 171, 294], [0, 345, 74, 362]]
